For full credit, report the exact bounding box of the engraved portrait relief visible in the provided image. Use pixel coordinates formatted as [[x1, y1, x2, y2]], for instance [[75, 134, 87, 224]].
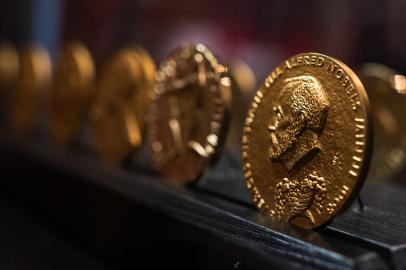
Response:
[[269, 76, 329, 224]]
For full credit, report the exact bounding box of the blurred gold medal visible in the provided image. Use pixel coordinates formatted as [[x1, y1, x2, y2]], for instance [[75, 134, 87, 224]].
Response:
[[9, 44, 51, 134], [359, 63, 406, 181], [0, 43, 19, 113], [90, 47, 155, 164], [49, 41, 95, 144]]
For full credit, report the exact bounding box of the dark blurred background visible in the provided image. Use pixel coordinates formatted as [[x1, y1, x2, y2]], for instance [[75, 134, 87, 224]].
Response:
[[2, 0, 406, 81]]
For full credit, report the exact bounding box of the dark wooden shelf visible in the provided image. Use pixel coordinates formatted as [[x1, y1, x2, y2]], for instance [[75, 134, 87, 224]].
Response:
[[0, 131, 404, 269]]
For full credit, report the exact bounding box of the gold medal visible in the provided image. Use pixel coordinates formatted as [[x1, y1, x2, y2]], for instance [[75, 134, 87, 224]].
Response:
[[0, 43, 19, 112], [90, 47, 155, 164], [49, 41, 95, 144], [242, 52, 371, 229], [9, 44, 51, 134], [359, 63, 406, 181], [227, 60, 257, 154], [149, 43, 232, 184]]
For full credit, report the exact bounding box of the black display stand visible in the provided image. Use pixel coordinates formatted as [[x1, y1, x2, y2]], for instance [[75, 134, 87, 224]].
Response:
[[0, 131, 405, 270]]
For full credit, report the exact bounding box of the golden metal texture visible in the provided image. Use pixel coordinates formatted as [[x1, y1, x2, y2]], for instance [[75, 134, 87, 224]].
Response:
[[359, 63, 406, 181], [9, 44, 51, 134], [242, 52, 371, 229], [90, 47, 155, 164], [149, 43, 231, 184], [48, 41, 95, 144]]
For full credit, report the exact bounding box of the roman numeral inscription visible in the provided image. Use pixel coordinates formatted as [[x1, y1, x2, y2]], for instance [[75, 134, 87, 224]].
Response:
[[349, 117, 366, 178]]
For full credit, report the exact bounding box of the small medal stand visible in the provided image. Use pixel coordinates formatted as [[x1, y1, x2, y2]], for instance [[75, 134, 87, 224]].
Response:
[[0, 131, 405, 270]]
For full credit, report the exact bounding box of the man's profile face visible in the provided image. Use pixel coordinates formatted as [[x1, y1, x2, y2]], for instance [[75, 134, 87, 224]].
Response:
[[268, 76, 329, 171]]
